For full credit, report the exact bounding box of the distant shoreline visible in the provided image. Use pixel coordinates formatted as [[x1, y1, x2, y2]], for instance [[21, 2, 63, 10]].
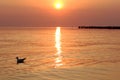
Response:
[[78, 26, 120, 29]]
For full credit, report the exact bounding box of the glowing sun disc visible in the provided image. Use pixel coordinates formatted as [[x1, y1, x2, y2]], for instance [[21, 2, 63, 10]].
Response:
[[55, 3, 62, 9]]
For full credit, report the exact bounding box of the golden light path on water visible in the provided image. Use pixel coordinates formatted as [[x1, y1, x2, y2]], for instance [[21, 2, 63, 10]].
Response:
[[55, 27, 63, 68]]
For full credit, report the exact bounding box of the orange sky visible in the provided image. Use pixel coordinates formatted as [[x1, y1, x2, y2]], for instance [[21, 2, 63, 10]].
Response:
[[0, 0, 120, 27]]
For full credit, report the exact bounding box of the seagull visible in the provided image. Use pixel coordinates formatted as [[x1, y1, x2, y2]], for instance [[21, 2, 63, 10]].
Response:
[[16, 57, 26, 64]]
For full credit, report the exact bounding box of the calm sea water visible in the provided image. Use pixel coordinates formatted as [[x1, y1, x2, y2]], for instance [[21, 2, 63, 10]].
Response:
[[0, 27, 120, 80]]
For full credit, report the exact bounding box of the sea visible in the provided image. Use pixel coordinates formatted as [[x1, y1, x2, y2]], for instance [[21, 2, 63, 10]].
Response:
[[0, 27, 120, 80]]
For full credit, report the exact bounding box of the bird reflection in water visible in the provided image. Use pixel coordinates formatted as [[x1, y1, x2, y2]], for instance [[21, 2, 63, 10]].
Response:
[[55, 27, 63, 68]]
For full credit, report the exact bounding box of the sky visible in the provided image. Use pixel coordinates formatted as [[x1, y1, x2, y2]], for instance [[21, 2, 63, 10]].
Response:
[[0, 0, 120, 27]]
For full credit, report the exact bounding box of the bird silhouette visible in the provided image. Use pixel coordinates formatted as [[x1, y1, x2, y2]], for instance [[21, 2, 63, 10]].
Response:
[[16, 57, 26, 64]]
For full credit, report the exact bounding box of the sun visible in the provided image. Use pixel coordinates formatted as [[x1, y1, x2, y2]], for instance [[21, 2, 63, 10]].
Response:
[[56, 3, 62, 9], [55, 3, 63, 9]]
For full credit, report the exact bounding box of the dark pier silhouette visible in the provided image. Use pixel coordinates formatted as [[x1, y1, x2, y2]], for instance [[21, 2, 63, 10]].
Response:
[[78, 26, 120, 29]]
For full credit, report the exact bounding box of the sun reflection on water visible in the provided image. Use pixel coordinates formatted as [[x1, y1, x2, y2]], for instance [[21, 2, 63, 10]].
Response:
[[55, 27, 63, 68]]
